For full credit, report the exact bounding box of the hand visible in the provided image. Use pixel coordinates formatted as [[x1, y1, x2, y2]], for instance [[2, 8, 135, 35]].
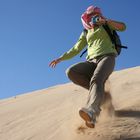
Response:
[[49, 58, 62, 68], [96, 16, 107, 25]]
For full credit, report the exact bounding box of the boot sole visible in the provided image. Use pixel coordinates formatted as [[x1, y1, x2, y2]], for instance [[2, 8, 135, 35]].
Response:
[[79, 109, 95, 128], [85, 121, 95, 128], [79, 109, 92, 122]]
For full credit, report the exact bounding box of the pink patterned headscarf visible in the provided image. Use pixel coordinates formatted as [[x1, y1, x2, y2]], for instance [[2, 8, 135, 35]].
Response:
[[81, 5, 102, 30]]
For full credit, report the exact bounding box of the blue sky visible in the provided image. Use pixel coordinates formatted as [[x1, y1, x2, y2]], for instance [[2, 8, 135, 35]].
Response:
[[0, 0, 140, 99]]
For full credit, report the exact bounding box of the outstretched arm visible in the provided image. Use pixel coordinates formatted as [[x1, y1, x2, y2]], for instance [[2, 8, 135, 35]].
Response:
[[49, 31, 87, 68], [49, 57, 62, 68]]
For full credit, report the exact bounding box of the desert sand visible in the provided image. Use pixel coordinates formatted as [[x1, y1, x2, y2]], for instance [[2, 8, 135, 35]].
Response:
[[0, 66, 140, 140]]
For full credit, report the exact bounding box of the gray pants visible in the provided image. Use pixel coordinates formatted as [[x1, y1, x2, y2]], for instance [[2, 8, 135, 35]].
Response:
[[66, 54, 115, 115]]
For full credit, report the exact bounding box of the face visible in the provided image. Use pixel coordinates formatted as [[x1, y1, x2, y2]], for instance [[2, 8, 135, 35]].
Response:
[[90, 14, 105, 26], [89, 14, 100, 25], [91, 15, 100, 24]]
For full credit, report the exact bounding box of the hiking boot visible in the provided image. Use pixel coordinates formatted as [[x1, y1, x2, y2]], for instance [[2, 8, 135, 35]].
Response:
[[85, 119, 96, 128], [79, 108, 96, 128]]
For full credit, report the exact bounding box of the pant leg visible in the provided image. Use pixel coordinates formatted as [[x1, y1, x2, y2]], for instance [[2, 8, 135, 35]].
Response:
[[86, 55, 115, 115], [66, 61, 97, 90]]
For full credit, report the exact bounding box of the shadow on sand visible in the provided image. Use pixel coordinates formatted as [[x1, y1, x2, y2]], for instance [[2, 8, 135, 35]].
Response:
[[123, 138, 140, 140], [115, 110, 140, 118], [114, 110, 140, 140]]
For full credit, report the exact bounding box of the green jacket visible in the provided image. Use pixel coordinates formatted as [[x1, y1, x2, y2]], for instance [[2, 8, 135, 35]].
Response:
[[60, 23, 126, 61]]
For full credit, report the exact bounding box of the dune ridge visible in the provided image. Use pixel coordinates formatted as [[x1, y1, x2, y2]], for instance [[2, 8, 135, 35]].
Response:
[[0, 66, 140, 140]]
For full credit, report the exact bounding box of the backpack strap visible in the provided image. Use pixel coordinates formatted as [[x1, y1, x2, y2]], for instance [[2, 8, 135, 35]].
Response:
[[103, 24, 128, 49], [80, 49, 87, 57], [102, 24, 116, 45]]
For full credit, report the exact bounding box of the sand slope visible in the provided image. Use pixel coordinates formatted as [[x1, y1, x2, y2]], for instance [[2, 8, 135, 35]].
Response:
[[0, 66, 140, 140]]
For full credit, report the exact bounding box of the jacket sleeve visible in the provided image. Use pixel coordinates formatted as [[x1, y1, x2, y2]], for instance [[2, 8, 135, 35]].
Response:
[[60, 32, 87, 61]]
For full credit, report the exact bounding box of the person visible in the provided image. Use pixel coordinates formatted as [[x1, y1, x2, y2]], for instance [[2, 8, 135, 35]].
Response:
[[49, 5, 126, 128]]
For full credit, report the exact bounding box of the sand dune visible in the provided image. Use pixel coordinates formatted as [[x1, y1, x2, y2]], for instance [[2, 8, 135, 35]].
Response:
[[0, 66, 140, 140]]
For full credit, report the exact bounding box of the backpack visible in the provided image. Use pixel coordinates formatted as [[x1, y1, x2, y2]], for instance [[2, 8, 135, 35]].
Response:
[[80, 25, 127, 57]]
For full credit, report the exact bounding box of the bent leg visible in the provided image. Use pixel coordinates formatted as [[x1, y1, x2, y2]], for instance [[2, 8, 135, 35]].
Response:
[[66, 61, 96, 90]]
